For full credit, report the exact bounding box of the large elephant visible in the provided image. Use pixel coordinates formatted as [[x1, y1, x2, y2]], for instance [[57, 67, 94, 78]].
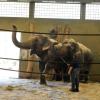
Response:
[[12, 25, 67, 84], [40, 38, 93, 83]]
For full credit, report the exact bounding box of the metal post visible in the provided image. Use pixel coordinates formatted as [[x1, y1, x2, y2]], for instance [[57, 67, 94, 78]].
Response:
[[80, 3, 86, 20], [29, 2, 35, 19]]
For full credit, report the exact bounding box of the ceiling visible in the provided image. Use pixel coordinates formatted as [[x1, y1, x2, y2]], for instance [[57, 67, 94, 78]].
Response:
[[1, 0, 100, 3]]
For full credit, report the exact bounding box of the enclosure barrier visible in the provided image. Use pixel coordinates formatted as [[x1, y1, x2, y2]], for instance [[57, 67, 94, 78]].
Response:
[[0, 28, 100, 77], [0, 28, 100, 36], [0, 57, 100, 76]]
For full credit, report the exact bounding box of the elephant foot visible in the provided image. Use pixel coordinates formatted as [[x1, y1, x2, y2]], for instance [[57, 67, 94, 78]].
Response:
[[55, 75, 62, 81], [80, 75, 89, 83], [63, 75, 70, 82], [81, 79, 88, 83], [40, 75, 47, 85]]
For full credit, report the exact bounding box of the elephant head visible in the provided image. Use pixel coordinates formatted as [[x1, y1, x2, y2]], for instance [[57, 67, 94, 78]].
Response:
[[12, 25, 58, 56], [47, 38, 80, 61], [63, 38, 80, 53]]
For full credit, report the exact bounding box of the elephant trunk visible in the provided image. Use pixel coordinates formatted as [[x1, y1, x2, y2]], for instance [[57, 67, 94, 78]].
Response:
[[12, 25, 31, 49]]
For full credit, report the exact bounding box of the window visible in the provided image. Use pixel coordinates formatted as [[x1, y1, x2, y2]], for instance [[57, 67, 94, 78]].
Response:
[[0, 2, 29, 17], [34, 3, 80, 19], [86, 4, 100, 20]]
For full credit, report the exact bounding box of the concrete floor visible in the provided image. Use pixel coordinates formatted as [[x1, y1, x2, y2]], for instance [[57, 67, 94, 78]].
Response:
[[0, 79, 100, 100]]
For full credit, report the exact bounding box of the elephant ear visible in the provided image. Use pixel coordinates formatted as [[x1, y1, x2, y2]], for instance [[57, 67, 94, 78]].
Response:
[[42, 38, 58, 51]]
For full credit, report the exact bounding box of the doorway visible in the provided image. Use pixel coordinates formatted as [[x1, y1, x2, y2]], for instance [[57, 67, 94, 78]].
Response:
[[0, 31, 20, 80]]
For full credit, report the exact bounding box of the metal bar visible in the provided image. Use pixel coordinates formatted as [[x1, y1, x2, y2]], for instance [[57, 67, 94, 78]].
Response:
[[0, 28, 100, 36]]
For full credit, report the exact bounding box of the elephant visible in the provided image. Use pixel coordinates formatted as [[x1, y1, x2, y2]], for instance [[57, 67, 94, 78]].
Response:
[[12, 25, 93, 84], [59, 38, 93, 82], [31, 37, 93, 84], [12, 25, 68, 84], [41, 38, 93, 83]]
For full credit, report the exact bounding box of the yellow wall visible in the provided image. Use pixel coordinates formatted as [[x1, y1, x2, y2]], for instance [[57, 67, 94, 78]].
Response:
[[0, 18, 100, 81], [33, 19, 100, 81]]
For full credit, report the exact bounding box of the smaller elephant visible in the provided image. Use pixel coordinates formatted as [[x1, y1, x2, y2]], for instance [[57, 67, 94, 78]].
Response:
[[42, 38, 93, 83]]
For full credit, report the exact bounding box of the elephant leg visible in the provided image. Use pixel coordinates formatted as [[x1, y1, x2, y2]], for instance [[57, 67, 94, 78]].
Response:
[[39, 61, 46, 85], [40, 74, 47, 85], [80, 65, 90, 83], [84, 64, 91, 83], [56, 72, 62, 81], [39, 61, 45, 73], [54, 68, 62, 81], [80, 71, 88, 83], [83, 70, 89, 83], [40, 63, 49, 85], [62, 65, 70, 82]]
